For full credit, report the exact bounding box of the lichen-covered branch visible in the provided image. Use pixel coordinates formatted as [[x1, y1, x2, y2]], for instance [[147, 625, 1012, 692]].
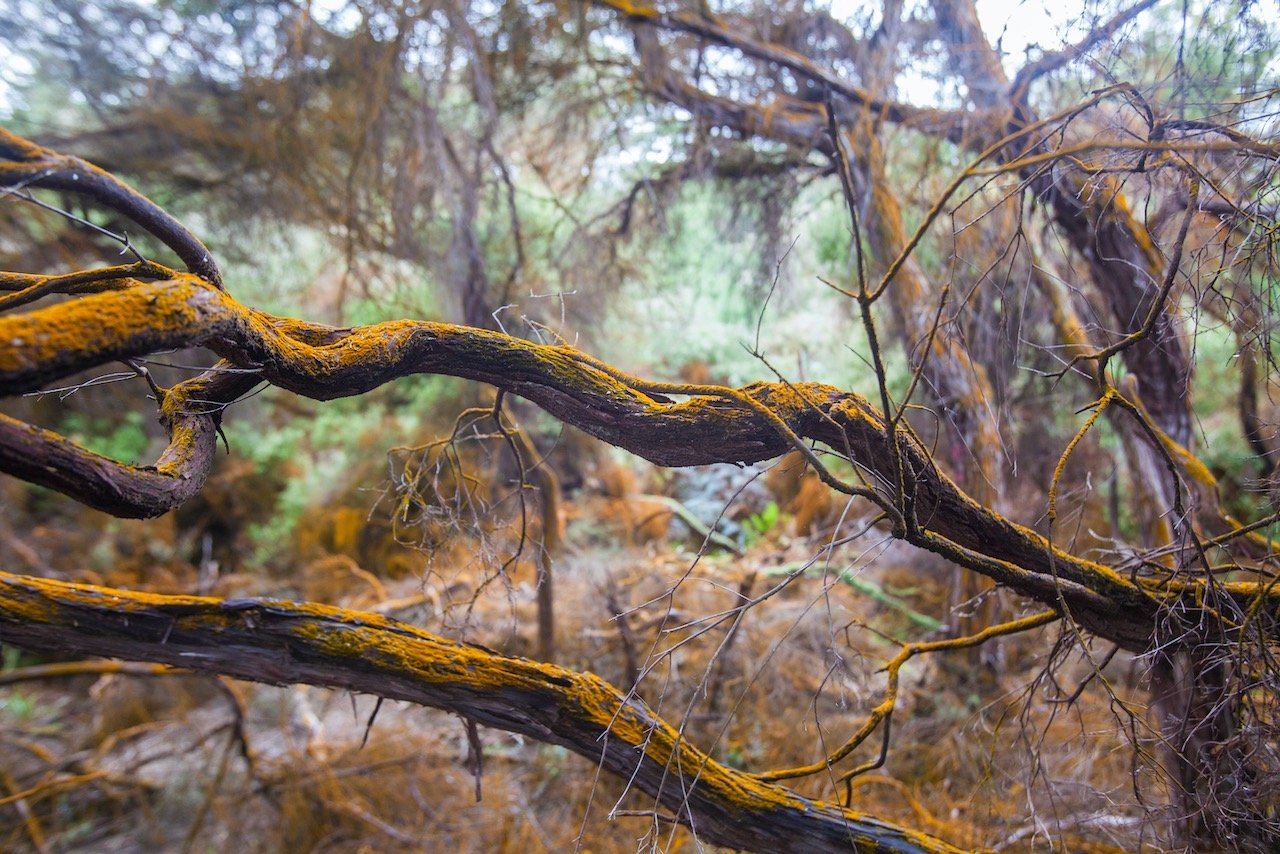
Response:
[[0, 368, 259, 517], [6, 239, 1277, 647], [759, 609, 1061, 784], [0, 270, 1176, 639], [0, 570, 965, 854]]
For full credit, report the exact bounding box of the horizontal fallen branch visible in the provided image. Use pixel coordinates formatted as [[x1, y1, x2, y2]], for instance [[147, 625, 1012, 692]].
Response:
[[0, 570, 963, 854]]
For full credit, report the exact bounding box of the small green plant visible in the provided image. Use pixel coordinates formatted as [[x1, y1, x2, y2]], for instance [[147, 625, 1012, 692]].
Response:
[[744, 500, 780, 545], [2, 644, 42, 671], [0, 690, 39, 721]]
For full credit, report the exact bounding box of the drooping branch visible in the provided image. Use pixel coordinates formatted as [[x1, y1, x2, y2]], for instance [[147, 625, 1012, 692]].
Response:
[[0, 129, 222, 288], [605, 0, 1200, 456], [0, 570, 965, 854], [591, 0, 964, 137], [1009, 0, 1162, 100], [930, 0, 1195, 449], [0, 368, 260, 517], [759, 609, 1061, 785], [1, 123, 1273, 695]]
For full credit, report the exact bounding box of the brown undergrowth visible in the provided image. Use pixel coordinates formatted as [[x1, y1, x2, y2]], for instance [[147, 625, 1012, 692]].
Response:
[[0, 369, 1162, 851], [1, 433, 1157, 852]]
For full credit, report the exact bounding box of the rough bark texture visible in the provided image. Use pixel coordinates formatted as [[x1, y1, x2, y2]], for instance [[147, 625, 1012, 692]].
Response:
[[930, 0, 1193, 447], [0, 130, 221, 288], [0, 571, 964, 854], [3, 13, 1278, 839], [3, 272, 1265, 653]]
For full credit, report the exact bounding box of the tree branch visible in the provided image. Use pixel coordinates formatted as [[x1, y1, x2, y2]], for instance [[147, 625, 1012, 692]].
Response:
[[0, 272, 1174, 645], [0, 570, 965, 854], [1010, 0, 1162, 99], [0, 128, 222, 288]]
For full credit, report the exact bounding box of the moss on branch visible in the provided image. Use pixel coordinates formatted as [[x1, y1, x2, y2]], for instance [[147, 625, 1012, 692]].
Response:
[[0, 570, 965, 854], [8, 270, 1272, 648]]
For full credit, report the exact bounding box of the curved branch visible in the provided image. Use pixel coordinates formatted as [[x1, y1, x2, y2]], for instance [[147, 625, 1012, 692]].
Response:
[[2, 131, 1272, 656], [592, 0, 955, 134], [0, 368, 259, 517], [0, 262, 177, 311], [0, 570, 965, 854], [882, 1, 1196, 458], [0, 128, 222, 288], [0, 275, 1167, 645], [759, 609, 1060, 784], [1010, 0, 1162, 99]]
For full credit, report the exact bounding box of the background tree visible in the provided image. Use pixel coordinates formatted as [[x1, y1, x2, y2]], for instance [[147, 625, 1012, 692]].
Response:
[[2, 1, 1280, 851]]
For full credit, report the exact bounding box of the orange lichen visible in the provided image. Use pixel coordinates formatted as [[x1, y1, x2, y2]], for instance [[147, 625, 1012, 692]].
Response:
[[0, 570, 966, 853], [1, 274, 212, 389], [1, 224, 1268, 648]]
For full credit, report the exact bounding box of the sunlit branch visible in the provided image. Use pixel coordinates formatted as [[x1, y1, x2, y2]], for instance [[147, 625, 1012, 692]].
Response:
[[0, 271, 1176, 636], [0, 261, 178, 311], [756, 609, 1060, 784]]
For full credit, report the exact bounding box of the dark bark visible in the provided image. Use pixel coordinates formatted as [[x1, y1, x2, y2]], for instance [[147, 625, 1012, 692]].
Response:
[[0, 275, 1177, 647], [0, 571, 964, 854], [0, 129, 222, 288]]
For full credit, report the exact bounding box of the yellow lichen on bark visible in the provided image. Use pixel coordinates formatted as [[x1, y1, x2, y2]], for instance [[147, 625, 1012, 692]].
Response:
[[1, 245, 1268, 649], [0, 570, 966, 853]]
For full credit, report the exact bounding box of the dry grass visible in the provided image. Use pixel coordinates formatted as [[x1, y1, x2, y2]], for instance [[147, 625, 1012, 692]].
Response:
[[0, 447, 1170, 852]]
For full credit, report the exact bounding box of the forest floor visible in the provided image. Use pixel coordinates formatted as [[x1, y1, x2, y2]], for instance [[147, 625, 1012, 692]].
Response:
[[0, 441, 1162, 853]]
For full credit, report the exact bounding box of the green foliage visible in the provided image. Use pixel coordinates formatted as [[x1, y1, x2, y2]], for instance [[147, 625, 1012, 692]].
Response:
[[2, 645, 37, 671], [0, 689, 39, 722], [810, 196, 854, 270], [599, 182, 911, 400], [608, 183, 762, 365], [1132, 0, 1280, 119], [1191, 315, 1270, 519], [238, 375, 460, 562], [0, 646, 51, 723], [60, 411, 150, 464], [743, 500, 780, 545]]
